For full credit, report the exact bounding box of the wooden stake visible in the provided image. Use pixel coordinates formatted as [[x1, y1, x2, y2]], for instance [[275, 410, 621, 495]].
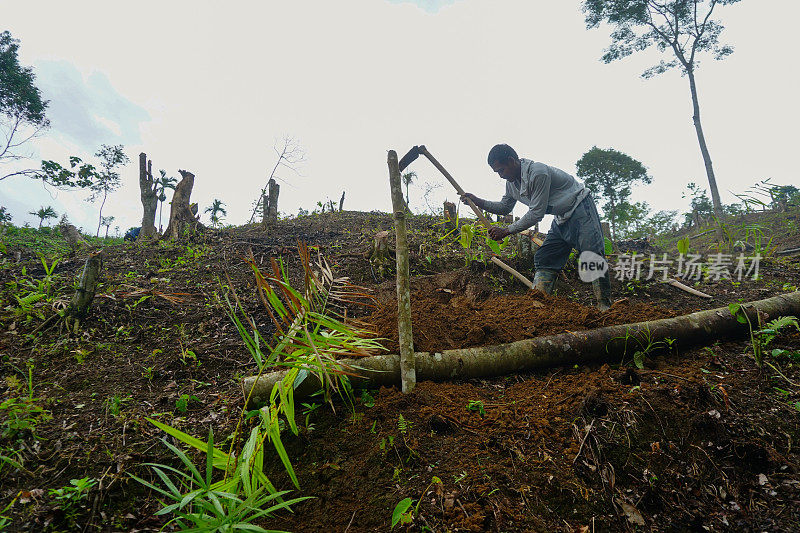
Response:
[[388, 150, 415, 393]]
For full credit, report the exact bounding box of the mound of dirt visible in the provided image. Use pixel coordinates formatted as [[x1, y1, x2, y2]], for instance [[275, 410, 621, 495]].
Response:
[[364, 274, 679, 352]]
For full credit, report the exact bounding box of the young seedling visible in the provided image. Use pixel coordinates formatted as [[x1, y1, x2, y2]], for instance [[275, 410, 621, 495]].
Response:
[[391, 476, 443, 529], [466, 400, 486, 418]]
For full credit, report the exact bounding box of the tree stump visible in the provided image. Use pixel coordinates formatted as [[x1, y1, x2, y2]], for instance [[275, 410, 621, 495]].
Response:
[[516, 230, 535, 269], [369, 230, 392, 279], [162, 170, 205, 240], [58, 219, 89, 250], [262, 178, 280, 228], [139, 153, 158, 238], [443, 201, 457, 233], [65, 252, 103, 333], [339, 191, 346, 211]]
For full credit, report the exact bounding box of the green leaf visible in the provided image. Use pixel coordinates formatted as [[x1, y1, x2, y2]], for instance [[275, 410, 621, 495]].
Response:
[[604, 237, 613, 255], [486, 237, 501, 255], [391, 497, 414, 529]]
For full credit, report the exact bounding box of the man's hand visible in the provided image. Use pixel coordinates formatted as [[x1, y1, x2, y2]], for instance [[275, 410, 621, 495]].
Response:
[[460, 192, 482, 208], [488, 226, 511, 241]]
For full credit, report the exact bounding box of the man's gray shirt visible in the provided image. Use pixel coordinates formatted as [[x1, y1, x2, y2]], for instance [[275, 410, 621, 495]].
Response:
[[482, 158, 589, 233]]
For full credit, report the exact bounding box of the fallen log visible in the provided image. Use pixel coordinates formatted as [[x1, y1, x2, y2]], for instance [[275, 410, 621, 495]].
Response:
[[241, 291, 800, 406]]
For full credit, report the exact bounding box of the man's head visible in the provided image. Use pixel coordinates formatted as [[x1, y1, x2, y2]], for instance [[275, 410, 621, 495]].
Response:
[[487, 144, 521, 182]]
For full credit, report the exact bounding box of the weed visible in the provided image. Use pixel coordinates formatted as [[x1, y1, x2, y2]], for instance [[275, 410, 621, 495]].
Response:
[[0, 396, 50, 440], [49, 477, 97, 523], [360, 389, 375, 408], [0, 363, 50, 440], [175, 394, 200, 413], [391, 476, 443, 529], [398, 414, 412, 435], [105, 394, 132, 418], [466, 400, 486, 417], [141, 366, 155, 382], [130, 425, 309, 531], [614, 325, 671, 369], [301, 402, 321, 431], [730, 304, 799, 372]]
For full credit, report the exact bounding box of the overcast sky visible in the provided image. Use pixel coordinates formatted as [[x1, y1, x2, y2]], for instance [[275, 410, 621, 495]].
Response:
[[2, 0, 798, 234]]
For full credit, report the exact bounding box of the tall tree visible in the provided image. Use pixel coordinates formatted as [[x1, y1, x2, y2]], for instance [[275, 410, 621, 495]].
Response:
[[576, 146, 651, 241], [29, 205, 57, 228], [0, 31, 49, 181], [156, 169, 177, 232], [204, 199, 227, 228], [90, 145, 129, 237], [583, 0, 742, 221]]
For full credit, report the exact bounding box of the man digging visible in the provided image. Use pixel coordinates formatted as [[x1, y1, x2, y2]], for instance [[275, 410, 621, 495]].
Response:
[[461, 143, 612, 311]]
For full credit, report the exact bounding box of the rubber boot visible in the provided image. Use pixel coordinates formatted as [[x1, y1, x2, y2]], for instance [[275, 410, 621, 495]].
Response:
[[592, 273, 612, 312], [532, 269, 557, 295]]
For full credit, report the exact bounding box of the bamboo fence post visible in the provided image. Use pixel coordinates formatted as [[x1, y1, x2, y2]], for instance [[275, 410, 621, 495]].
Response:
[[388, 150, 415, 393]]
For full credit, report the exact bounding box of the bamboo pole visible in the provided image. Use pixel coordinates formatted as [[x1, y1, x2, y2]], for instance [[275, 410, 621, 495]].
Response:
[[241, 291, 800, 405], [388, 150, 415, 393]]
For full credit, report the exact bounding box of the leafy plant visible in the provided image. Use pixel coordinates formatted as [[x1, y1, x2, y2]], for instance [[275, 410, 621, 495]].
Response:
[[105, 394, 132, 418], [614, 325, 671, 369], [0, 363, 50, 439], [466, 400, 486, 418], [49, 477, 97, 513], [0, 396, 50, 440], [391, 497, 413, 529], [677, 235, 690, 256], [131, 424, 308, 532], [757, 316, 800, 347], [391, 476, 443, 529], [175, 394, 200, 413]]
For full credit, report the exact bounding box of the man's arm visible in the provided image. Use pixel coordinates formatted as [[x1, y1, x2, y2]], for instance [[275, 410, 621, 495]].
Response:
[[473, 181, 516, 215], [507, 173, 550, 233]]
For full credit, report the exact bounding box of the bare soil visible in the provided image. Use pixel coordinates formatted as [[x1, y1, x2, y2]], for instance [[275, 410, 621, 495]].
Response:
[[1, 210, 800, 532]]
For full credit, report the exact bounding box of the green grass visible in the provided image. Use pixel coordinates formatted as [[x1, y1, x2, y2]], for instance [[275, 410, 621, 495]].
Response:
[[0, 224, 124, 257]]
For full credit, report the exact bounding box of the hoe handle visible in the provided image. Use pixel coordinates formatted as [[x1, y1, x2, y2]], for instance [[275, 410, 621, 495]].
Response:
[[416, 146, 535, 289], [417, 145, 493, 230]]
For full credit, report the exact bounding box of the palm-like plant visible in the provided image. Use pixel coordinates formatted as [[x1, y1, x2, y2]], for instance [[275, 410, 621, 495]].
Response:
[[156, 170, 178, 232], [100, 215, 115, 238], [402, 171, 416, 209], [204, 199, 227, 228], [29, 206, 57, 228]]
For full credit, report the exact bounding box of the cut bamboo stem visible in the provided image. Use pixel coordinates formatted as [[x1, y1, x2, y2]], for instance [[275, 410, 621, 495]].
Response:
[[388, 150, 415, 394], [241, 291, 800, 405], [666, 278, 713, 299]]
